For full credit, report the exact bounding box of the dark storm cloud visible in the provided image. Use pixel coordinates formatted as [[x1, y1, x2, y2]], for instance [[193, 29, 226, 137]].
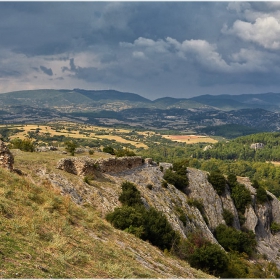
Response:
[[1, 2, 280, 97], [40, 66, 53, 76]]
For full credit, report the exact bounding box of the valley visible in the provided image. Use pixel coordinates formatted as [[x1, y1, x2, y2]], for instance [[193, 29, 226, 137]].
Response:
[[1, 89, 280, 278]]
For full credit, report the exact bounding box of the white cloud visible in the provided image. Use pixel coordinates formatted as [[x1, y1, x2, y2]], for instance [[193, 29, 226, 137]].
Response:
[[226, 16, 280, 50], [132, 51, 146, 59], [121, 37, 229, 72]]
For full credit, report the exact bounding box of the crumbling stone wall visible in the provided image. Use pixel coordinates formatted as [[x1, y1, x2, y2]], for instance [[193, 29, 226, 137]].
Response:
[[0, 140, 14, 171], [57, 156, 144, 175]]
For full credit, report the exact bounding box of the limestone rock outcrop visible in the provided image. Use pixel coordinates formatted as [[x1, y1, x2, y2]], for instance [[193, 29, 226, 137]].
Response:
[[53, 156, 280, 267], [0, 140, 14, 171]]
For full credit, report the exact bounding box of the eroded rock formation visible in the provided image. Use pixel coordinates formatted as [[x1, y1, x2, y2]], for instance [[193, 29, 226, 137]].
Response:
[[0, 140, 14, 171]]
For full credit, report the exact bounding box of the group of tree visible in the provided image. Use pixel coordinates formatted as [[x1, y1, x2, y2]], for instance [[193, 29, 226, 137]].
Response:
[[103, 146, 136, 157], [9, 138, 35, 152]]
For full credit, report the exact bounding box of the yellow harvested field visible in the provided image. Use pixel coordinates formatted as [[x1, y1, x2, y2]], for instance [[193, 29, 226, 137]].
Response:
[[269, 161, 280, 167], [5, 124, 148, 149], [163, 134, 218, 144]]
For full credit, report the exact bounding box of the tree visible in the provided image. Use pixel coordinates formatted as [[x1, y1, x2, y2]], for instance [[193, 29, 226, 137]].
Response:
[[207, 170, 226, 195], [103, 146, 115, 155], [64, 140, 78, 156]]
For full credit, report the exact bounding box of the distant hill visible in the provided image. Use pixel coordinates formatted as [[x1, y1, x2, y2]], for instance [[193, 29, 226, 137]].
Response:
[[1, 89, 280, 112], [190, 93, 280, 111], [73, 88, 151, 103]]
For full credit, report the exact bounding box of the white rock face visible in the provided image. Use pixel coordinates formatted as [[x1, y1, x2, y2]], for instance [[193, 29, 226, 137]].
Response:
[[43, 157, 280, 268], [244, 205, 258, 233]]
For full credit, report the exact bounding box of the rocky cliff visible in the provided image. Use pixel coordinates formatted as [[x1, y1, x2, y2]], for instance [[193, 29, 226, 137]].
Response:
[[35, 155, 280, 268]]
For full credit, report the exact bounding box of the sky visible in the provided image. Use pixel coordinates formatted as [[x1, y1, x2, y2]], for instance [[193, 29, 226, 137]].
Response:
[[1, 1, 280, 100]]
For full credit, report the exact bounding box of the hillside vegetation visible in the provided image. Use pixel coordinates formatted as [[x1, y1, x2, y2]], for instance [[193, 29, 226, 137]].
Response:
[[0, 163, 210, 278]]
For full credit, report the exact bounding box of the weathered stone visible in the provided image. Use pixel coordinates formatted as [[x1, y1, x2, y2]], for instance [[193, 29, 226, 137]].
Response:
[[250, 143, 265, 150], [57, 156, 144, 175], [244, 205, 258, 233], [35, 146, 57, 152], [187, 168, 225, 232], [269, 191, 280, 224], [0, 140, 14, 171]]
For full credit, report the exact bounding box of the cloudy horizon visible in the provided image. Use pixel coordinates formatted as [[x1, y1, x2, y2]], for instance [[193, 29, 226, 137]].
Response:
[[1, 2, 280, 100]]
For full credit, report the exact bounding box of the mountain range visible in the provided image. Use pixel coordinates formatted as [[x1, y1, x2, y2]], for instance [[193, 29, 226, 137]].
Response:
[[1, 89, 280, 136], [1, 88, 280, 111]]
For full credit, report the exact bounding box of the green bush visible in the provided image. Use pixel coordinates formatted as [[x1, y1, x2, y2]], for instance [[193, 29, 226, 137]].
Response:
[[223, 209, 234, 227], [227, 173, 237, 189], [118, 181, 143, 207], [64, 140, 78, 156], [188, 243, 229, 276], [142, 207, 178, 251], [106, 206, 145, 231], [271, 221, 280, 234], [106, 181, 178, 251], [115, 148, 136, 157], [172, 159, 189, 176], [215, 224, 256, 256], [207, 170, 226, 195], [231, 183, 252, 214], [256, 187, 269, 204], [103, 146, 115, 155], [10, 138, 35, 152], [163, 169, 188, 191]]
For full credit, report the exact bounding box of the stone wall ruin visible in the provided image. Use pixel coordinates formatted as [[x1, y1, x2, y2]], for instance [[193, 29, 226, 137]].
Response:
[[57, 156, 144, 176]]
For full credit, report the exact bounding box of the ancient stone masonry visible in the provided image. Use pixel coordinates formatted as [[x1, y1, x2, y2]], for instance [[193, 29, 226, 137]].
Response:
[[0, 140, 14, 171], [57, 156, 144, 175]]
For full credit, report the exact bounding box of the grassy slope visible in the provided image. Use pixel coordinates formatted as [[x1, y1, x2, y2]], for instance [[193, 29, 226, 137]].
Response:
[[0, 151, 211, 278]]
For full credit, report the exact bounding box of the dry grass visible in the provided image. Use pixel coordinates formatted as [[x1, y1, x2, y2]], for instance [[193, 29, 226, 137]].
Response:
[[162, 134, 218, 144], [0, 160, 212, 278], [269, 161, 280, 167]]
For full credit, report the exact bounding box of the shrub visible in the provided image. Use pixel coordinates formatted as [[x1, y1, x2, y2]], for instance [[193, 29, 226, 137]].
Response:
[[115, 148, 136, 157], [103, 146, 115, 155], [188, 243, 229, 276], [119, 181, 143, 207], [223, 209, 234, 227], [10, 138, 35, 152], [231, 183, 252, 214], [142, 207, 178, 251], [88, 149, 94, 155], [227, 173, 237, 189], [256, 187, 269, 204], [64, 140, 78, 156], [271, 221, 280, 234], [172, 159, 189, 176], [106, 206, 145, 232], [252, 179, 260, 189], [163, 169, 188, 191], [161, 180, 168, 188], [175, 207, 187, 226], [215, 224, 256, 256], [207, 170, 226, 195], [106, 181, 178, 251]]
